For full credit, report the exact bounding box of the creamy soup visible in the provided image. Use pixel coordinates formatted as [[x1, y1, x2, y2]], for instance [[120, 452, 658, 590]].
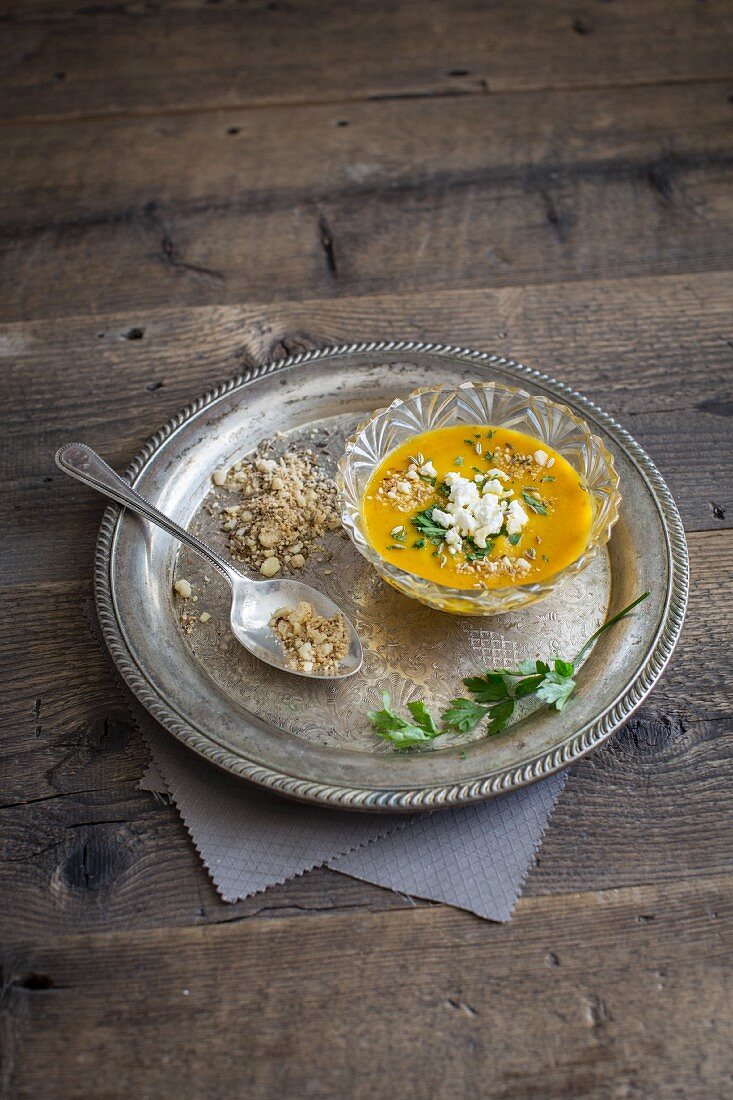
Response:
[[362, 425, 593, 589]]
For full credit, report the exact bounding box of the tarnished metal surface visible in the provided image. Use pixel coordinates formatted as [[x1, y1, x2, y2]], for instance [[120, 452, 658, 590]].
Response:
[[95, 342, 687, 811]]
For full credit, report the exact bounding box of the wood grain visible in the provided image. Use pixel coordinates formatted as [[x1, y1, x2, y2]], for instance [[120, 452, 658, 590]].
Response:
[[1, 0, 732, 123], [2, 81, 732, 321], [2, 3, 733, 1090], [1, 528, 730, 940], [2, 275, 731, 582], [3, 876, 732, 1099]]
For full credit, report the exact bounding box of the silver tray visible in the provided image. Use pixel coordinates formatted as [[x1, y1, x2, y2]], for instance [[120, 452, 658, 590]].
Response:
[[95, 342, 688, 811]]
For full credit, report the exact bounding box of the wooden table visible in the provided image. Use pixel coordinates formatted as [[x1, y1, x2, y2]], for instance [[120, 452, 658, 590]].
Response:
[[2, 3, 732, 1096]]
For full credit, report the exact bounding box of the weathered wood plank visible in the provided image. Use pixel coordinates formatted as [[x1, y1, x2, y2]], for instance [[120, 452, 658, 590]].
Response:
[[1, 276, 731, 571], [1, 530, 730, 940], [2, 81, 732, 321], [2, 876, 732, 1099], [8, 81, 732, 218], [1, 0, 732, 123]]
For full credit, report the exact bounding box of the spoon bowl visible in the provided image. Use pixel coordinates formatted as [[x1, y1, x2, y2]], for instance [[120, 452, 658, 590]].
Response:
[[56, 443, 363, 680], [228, 573, 363, 679]]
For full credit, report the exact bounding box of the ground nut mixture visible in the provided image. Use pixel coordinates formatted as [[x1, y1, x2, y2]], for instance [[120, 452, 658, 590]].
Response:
[[269, 601, 349, 673], [213, 446, 341, 577]]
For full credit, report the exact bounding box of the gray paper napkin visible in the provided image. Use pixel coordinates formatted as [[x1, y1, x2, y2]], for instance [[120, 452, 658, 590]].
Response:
[[139, 713, 404, 901], [85, 602, 565, 920], [328, 773, 565, 922]]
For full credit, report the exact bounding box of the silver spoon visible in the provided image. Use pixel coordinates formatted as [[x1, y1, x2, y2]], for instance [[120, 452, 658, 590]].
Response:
[[56, 443, 363, 680]]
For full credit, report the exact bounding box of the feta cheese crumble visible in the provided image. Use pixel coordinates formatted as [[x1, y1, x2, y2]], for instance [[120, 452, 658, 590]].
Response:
[[430, 471, 529, 546]]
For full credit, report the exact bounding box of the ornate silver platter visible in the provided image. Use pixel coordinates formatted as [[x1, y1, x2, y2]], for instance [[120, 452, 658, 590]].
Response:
[[96, 342, 688, 811]]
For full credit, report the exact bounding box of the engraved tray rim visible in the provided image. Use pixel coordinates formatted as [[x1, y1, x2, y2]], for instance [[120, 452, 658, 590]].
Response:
[[94, 341, 688, 812]]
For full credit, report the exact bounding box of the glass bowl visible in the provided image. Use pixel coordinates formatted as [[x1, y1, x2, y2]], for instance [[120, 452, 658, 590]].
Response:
[[338, 381, 621, 616]]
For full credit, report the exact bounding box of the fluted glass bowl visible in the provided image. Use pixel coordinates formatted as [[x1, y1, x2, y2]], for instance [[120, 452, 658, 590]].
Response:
[[338, 381, 621, 615]]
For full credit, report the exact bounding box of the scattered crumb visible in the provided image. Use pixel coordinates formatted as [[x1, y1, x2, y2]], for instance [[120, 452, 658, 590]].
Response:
[[199, 611, 211, 623], [179, 612, 197, 636], [174, 578, 192, 599], [269, 601, 349, 674]]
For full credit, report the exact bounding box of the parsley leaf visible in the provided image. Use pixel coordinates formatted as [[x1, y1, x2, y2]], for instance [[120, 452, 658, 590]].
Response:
[[367, 692, 441, 747], [441, 698, 489, 732], [464, 536, 495, 560], [486, 697, 515, 734], [522, 491, 549, 515], [407, 700, 439, 735], [463, 672, 509, 702], [442, 696, 514, 737], [514, 674, 545, 698], [536, 670, 576, 710], [411, 505, 447, 544], [507, 532, 521, 546], [512, 659, 549, 676]]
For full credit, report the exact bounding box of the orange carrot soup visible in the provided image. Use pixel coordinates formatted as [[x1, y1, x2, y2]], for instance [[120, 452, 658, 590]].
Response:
[[362, 425, 593, 589]]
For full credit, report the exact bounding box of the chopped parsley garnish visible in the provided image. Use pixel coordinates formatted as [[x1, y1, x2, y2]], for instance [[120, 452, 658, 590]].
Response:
[[522, 491, 549, 515], [507, 532, 521, 546], [413, 538, 426, 549], [411, 504, 448, 544], [419, 474, 437, 485], [486, 430, 495, 439], [542, 553, 549, 562], [437, 480, 450, 497], [454, 456, 464, 467], [464, 439, 477, 447], [464, 537, 495, 561], [367, 594, 650, 748]]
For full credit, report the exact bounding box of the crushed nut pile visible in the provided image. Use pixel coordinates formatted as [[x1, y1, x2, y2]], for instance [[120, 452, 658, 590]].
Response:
[[213, 446, 341, 577], [269, 601, 349, 673]]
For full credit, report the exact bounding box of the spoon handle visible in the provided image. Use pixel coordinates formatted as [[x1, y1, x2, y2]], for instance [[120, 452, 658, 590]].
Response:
[[56, 443, 240, 587]]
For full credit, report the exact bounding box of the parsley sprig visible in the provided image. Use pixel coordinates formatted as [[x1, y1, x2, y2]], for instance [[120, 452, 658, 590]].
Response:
[[367, 593, 650, 748]]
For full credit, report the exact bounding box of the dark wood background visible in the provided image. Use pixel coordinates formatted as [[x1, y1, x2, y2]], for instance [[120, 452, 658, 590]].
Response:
[[1, 3, 732, 1097]]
